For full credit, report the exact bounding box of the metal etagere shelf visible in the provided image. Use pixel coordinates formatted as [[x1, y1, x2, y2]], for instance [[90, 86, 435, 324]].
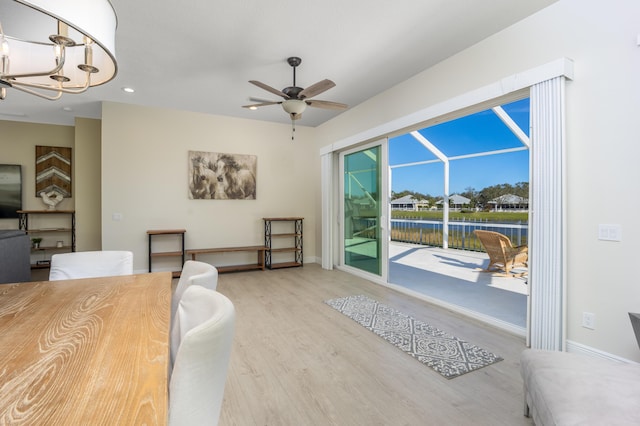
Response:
[[17, 210, 76, 269], [263, 217, 303, 269]]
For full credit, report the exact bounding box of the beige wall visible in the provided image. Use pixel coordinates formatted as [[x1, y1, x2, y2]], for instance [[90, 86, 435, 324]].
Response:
[[0, 119, 102, 253], [100, 102, 320, 274], [316, 0, 640, 360], [74, 118, 102, 251], [0, 120, 75, 228]]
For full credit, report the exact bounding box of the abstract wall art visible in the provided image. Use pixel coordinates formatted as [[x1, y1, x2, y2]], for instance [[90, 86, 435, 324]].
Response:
[[188, 151, 257, 200]]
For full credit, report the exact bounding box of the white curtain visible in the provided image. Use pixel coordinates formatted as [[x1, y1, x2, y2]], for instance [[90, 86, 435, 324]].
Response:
[[529, 76, 567, 351], [321, 153, 333, 270]]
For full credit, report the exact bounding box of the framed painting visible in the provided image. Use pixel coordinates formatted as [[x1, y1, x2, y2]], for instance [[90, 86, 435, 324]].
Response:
[[188, 151, 257, 200], [0, 164, 22, 219], [35, 145, 72, 197]]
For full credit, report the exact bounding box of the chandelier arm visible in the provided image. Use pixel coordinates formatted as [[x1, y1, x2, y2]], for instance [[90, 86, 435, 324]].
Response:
[[10, 72, 91, 94], [11, 84, 63, 100]]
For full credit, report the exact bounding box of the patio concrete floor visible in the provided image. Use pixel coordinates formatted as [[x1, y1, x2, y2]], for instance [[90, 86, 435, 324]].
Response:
[[388, 242, 528, 329]]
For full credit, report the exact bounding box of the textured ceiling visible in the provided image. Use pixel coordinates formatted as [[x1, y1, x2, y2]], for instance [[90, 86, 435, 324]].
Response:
[[0, 0, 557, 127]]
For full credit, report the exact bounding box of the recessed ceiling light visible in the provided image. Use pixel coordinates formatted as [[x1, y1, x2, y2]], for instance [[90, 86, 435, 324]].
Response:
[[62, 106, 73, 112], [249, 106, 257, 111], [122, 87, 135, 93]]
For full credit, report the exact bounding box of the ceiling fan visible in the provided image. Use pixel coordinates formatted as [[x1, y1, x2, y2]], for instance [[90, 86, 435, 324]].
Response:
[[242, 57, 348, 121]]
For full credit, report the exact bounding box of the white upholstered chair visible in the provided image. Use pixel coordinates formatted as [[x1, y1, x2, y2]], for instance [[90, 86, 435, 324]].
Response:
[[169, 285, 235, 426], [49, 250, 133, 281], [171, 260, 219, 323]]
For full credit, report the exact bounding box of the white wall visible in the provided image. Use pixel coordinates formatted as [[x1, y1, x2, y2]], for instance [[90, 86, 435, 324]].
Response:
[[101, 102, 319, 273], [316, 0, 640, 360]]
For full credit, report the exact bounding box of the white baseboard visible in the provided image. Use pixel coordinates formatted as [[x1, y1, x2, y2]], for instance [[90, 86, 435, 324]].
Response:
[[566, 340, 638, 364], [304, 256, 318, 265]]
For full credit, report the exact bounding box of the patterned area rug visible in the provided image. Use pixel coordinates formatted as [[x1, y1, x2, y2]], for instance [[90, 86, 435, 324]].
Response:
[[325, 295, 503, 379]]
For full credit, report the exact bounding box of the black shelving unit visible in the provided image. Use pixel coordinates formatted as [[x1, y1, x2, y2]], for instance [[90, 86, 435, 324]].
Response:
[[263, 217, 303, 269]]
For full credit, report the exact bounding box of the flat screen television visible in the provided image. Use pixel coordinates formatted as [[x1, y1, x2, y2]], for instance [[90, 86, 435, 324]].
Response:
[[0, 164, 22, 219]]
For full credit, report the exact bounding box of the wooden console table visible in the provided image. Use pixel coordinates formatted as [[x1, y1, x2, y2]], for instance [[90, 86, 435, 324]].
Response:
[[186, 245, 268, 273], [147, 229, 186, 278]]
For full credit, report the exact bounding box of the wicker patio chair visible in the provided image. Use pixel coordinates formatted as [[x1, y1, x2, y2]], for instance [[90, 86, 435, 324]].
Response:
[[473, 230, 528, 277]]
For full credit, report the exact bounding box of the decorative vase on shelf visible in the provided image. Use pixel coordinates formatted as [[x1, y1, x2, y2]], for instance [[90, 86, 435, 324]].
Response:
[[39, 190, 64, 210]]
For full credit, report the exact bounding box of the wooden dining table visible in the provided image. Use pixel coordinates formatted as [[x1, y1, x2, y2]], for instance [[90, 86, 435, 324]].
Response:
[[0, 272, 172, 425]]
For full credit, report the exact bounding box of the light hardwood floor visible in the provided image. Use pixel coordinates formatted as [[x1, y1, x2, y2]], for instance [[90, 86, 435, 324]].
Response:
[[215, 264, 532, 426]]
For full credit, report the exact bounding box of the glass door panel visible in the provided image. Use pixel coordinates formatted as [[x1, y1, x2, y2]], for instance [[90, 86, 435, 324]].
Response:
[[343, 146, 381, 275]]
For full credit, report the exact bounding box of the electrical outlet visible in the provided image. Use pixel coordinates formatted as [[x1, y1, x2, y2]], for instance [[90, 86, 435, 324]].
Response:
[[582, 312, 596, 330]]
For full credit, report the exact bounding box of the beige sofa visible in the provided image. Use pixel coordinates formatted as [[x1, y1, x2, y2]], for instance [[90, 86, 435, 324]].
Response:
[[520, 349, 640, 425]]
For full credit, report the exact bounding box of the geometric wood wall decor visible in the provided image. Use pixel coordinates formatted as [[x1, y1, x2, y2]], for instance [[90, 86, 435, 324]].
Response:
[[35, 146, 72, 197]]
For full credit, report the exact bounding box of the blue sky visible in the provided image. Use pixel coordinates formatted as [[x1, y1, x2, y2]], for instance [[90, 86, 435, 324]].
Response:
[[389, 98, 530, 196]]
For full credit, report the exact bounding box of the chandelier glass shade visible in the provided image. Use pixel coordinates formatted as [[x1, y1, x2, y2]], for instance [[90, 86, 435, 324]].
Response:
[[0, 0, 118, 100]]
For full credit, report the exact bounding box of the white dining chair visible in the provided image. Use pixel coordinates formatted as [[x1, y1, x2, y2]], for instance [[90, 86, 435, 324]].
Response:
[[49, 250, 134, 281], [169, 285, 235, 426], [171, 260, 219, 324]]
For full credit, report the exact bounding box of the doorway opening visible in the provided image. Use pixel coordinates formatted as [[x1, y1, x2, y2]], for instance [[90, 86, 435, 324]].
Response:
[[387, 98, 530, 330]]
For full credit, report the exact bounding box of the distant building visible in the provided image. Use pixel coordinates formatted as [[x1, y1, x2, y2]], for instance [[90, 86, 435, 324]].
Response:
[[435, 194, 471, 210], [390, 195, 429, 211], [488, 193, 528, 211]]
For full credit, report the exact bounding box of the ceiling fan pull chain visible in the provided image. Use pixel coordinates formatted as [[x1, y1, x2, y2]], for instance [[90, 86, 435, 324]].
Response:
[[291, 119, 295, 141]]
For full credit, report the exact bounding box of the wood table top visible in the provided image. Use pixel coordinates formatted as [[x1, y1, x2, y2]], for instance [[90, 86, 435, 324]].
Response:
[[0, 272, 172, 425]]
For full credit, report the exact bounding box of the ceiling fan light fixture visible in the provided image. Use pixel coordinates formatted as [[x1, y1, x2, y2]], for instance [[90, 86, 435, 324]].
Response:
[[281, 99, 306, 115], [245, 57, 346, 125]]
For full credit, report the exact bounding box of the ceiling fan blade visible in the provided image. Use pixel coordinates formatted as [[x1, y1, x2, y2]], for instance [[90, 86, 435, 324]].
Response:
[[298, 79, 335, 99], [249, 96, 276, 103], [249, 80, 288, 99], [305, 99, 348, 110], [242, 101, 281, 109]]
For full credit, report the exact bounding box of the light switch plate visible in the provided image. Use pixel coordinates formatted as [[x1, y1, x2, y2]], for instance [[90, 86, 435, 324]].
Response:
[[598, 224, 621, 241], [582, 312, 596, 330]]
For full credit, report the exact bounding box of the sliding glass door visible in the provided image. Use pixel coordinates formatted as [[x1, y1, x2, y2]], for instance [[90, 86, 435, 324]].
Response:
[[340, 141, 387, 278]]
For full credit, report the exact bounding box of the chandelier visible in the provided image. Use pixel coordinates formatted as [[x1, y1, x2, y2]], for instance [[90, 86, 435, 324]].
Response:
[[0, 0, 117, 101]]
